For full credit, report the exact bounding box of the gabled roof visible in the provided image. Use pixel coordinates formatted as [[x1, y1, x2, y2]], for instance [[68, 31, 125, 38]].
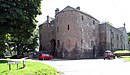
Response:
[[56, 6, 99, 21], [117, 27, 125, 31], [43, 17, 54, 24], [117, 27, 128, 33], [39, 17, 54, 26]]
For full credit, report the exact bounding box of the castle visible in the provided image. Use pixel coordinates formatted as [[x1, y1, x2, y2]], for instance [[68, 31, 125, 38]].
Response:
[[39, 6, 129, 59]]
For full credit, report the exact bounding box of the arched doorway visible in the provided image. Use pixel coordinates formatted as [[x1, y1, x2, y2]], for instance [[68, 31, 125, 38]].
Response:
[[50, 39, 56, 56]]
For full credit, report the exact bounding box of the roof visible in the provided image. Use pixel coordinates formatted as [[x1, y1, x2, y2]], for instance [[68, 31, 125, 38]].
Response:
[[39, 16, 54, 26], [56, 6, 99, 21], [43, 17, 54, 24], [117, 27, 125, 31]]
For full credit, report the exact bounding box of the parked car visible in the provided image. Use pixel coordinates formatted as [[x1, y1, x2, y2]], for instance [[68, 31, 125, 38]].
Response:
[[103, 50, 115, 60], [39, 54, 54, 60]]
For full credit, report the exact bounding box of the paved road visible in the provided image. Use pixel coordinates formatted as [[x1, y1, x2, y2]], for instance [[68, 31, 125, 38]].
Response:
[[32, 58, 130, 75]]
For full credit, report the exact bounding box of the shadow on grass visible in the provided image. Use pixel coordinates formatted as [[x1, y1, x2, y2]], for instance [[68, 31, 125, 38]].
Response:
[[0, 60, 8, 64], [1, 67, 25, 74]]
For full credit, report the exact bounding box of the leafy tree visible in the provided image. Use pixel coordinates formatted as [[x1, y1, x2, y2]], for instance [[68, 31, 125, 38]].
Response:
[[127, 32, 130, 36], [128, 36, 130, 41], [127, 32, 130, 44], [0, 0, 42, 55]]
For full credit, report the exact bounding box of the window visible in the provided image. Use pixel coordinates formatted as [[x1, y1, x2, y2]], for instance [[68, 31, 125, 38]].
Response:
[[57, 17, 58, 22], [112, 32, 114, 39], [112, 43, 114, 47], [82, 16, 84, 21], [120, 35, 122, 41], [39, 34, 41, 41], [68, 25, 69, 30], [110, 31, 114, 39], [93, 30, 95, 36], [93, 20, 95, 25], [91, 41, 94, 47], [81, 39, 83, 44], [57, 26, 59, 32], [116, 34, 119, 40], [57, 40, 60, 47]]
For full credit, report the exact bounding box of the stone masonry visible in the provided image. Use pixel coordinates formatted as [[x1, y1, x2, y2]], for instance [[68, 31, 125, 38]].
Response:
[[99, 23, 129, 55], [39, 6, 129, 59]]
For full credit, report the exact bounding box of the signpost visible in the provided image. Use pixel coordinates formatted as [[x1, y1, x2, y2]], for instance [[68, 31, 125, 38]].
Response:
[[8, 61, 20, 70]]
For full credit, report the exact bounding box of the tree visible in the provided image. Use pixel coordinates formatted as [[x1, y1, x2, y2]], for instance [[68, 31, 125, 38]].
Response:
[[0, 0, 42, 55], [127, 32, 130, 44], [127, 32, 130, 36]]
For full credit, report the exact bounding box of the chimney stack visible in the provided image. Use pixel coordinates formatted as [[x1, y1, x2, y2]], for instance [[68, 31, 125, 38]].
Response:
[[76, 6, 80, 10], [47, 15, 49, 24], [123, 23, 126, 27], [55, 8, 59, 15]]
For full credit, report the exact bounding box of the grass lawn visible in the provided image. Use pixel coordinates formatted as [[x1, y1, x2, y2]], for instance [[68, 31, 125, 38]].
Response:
[[0, 60, 57, 75], [114, 50, 130, 62], [121, 56, 130, 62], [114, 50, 130, 53]]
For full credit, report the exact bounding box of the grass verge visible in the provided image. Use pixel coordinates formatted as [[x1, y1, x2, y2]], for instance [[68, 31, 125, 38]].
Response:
[[114, 50, 130, 54], [0, 60, 57, 75], [120, 56, 130, 62], [114, 50, 130, 57]]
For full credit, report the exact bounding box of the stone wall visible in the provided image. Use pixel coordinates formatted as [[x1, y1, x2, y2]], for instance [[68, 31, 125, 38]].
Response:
[[39, 6, 129, 59], [99, 23, 129, 55], [55, 6, 99, 59], [39, 18, 56, 55]]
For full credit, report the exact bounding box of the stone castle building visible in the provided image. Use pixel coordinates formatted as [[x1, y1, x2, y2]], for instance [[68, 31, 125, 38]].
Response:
[[39, 6, 129, 59], [99, 23, 129, 55]]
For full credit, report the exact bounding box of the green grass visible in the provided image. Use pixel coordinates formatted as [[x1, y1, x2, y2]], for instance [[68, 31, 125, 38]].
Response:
[[5, 56, 11, 58], [0, 60, 57, 75], [121, 56, 130, 62], [114, 50, 130, 53]]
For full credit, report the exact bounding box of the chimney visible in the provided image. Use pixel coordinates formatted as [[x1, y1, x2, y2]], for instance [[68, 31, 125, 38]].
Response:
[[123, 23, 126, 27], [55, 8, 59, 15], [47, 15, 49, 24], [76, 6, 80, 10]]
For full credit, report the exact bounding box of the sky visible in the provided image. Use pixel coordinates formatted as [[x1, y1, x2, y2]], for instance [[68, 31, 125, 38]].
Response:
[[37, 0, 130, 32]]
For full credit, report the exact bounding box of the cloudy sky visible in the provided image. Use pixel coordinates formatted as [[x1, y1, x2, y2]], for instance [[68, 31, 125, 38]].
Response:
[[37, 0, 130, 32]]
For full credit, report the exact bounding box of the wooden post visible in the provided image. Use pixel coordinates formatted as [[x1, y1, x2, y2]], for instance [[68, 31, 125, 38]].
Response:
[[23, 59, 26, 68], [9, 64, 11, 70], [17, 64, 18, 69]]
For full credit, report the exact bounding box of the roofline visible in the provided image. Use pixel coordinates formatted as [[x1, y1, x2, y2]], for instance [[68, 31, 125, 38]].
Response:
[[55, 6, 99, 21], [99, 23, 123, 33]]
